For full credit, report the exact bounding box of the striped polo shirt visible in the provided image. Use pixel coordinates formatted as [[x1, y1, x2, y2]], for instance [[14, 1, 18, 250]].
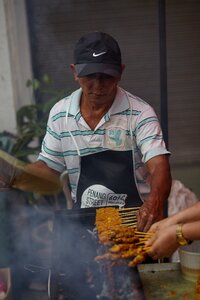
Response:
[[38, 87, 170, 202]]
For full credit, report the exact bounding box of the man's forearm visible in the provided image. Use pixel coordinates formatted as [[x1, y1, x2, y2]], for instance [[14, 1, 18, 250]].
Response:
[[137, 155, 172, 231], [147, 155, 172, 215]]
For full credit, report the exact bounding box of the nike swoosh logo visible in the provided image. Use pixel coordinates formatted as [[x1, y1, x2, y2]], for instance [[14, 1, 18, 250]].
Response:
[[93, 51, 106, 57]]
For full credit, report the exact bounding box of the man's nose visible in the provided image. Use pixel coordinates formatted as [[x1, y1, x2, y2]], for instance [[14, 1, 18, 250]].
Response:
[[93, 73, 104, 80], [90, 73, 112, 80]]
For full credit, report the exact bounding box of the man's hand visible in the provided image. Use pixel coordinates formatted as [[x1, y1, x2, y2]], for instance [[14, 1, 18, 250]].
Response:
[[137, 197, 164, 232]]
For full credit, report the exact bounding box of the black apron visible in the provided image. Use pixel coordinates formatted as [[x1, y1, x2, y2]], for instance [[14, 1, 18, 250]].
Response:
[[74, 150, 143, 208]]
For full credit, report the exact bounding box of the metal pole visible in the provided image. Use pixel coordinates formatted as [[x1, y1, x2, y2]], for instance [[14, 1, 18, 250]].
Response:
[[158, 0, 169, 148]]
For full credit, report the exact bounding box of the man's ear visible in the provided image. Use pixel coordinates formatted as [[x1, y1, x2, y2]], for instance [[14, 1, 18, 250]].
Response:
[[70, 64, 79, 81], [121, 64, 125, 74], [117, 64, 125, 81]]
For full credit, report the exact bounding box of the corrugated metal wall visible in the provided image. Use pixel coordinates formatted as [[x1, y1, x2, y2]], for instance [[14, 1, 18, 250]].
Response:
[[26, 0, 200, 167], [166, 1, 200, 165]]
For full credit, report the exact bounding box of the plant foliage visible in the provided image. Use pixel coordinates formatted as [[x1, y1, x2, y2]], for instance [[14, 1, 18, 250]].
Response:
[[9, 75, 69, 162]]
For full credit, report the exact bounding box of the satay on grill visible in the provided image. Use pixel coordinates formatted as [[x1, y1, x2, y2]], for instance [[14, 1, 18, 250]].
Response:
[[95, 207, 149, 267]]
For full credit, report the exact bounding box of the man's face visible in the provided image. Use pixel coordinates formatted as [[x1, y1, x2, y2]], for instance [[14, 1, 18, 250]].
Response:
[[70, 64, 124, 103], [78, 73, 119, 100]]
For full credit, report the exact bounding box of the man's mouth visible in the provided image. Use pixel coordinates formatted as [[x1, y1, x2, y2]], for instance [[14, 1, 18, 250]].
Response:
[[90, 92, 106, 97]]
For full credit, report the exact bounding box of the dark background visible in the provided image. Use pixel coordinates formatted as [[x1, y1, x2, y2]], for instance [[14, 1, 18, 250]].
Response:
[[25, 0, 200, 167]]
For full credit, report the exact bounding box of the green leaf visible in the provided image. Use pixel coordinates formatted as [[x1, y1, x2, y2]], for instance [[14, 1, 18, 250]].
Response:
[[32, 79, 41, 90]]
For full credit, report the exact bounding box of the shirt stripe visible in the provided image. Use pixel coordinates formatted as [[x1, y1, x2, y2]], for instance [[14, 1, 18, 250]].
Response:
[[38, 87, 170, 202]]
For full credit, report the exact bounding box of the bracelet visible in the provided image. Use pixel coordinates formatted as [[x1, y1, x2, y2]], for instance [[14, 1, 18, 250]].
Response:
[[176, 223, 189, 246]]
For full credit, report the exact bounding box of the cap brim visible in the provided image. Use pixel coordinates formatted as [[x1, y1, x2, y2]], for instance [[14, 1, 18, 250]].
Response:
[[75, 63, 122, 78]]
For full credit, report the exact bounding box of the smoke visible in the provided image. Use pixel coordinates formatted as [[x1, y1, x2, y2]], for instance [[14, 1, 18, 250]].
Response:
[[4, 189, 55, 298], [2, 191, 145, 299]]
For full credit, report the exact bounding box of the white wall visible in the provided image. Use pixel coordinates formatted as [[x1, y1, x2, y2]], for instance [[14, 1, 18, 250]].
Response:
[[0, 0, 33, 134]]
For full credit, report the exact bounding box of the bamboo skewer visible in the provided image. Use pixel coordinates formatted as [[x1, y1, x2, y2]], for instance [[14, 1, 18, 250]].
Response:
[[120, 215, 137, 220], [119, 207, 140, 211], [135, 231, 153, 236], [122, 225, 137, 228], [119, 213, 137, 217], [142, 246, 151, 252], [122, 223, 137, 227], [119, 207, 138, 228], [95, 207, 154, 268], [120, 219, 137, 224], [136, 236, 150, 240], [121, 219, 137, 224], [121, 216, 137, 221], [135, 241, 147, 246], [135, 235, 152, 239], [119, 211, 137, 216]]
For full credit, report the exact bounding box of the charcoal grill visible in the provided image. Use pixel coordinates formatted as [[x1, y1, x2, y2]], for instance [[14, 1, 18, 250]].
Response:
[[49, 208, 146, 300]]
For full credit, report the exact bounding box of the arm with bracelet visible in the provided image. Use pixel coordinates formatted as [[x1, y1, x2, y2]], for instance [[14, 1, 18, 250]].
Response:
[[145, 201, 200, 259]]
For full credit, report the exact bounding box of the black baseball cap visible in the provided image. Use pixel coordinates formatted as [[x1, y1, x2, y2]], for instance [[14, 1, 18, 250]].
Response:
[[73, 31, 122, 78]]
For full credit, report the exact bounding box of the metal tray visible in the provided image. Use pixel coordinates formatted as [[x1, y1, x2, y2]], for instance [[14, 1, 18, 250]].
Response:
[[138, 262, 196, 300]]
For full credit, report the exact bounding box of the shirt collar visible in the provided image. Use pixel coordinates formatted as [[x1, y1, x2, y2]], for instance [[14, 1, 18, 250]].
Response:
[[109, 87, 129, 114], [68, 87, 130, 117], [68, 88, 82, 116]]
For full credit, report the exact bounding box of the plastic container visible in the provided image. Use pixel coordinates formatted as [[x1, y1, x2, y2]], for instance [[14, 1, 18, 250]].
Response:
[[179, 240, 200, 282]]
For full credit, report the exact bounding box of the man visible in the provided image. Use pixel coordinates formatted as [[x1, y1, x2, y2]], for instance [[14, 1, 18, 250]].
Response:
[[0, 31, 171, 232]]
